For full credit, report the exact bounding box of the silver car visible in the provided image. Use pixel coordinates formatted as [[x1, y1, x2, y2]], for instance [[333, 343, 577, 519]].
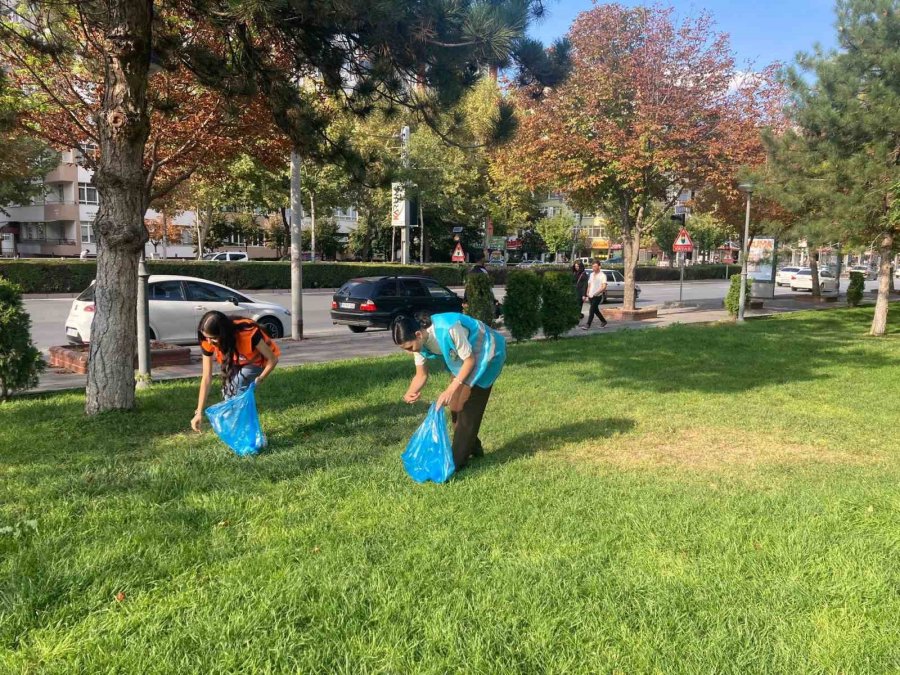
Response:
[[65, 275, 291, 344], [590, 269, 642, 303]]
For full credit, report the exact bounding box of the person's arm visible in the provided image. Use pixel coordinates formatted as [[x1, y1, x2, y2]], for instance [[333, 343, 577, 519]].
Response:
[[254, 339, 279, 386], [404, 363, 429, 403], [435, 354, 476, 409], [191, 354, 214, 431]]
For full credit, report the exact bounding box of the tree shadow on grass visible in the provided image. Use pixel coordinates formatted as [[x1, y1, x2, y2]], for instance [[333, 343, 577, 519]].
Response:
[[505, 311, 900, 396], [464, 417, 636, 477]]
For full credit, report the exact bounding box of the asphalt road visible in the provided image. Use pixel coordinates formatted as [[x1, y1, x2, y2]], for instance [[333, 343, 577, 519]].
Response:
[[24, 278, 882, 353]]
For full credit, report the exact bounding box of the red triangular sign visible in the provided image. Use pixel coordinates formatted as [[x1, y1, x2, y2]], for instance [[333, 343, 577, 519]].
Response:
[[451, 242, 465, 262], [672, 227, 694, 252]]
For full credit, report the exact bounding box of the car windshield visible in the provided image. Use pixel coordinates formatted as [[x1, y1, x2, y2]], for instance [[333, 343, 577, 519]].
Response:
[[338, 280, 376, 299]]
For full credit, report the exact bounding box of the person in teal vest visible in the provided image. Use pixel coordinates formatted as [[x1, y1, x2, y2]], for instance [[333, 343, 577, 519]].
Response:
[[393, 312, 507, 469]]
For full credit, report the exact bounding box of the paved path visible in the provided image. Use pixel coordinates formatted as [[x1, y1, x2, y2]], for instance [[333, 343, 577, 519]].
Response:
[[27, 296, 859, 396]]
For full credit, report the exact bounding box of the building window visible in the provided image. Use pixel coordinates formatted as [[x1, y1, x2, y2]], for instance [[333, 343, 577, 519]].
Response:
[[25, 223, 46, 241], [75, 143, 99, 165], [78, 182, 98, 205], [81, 222, 94, 243]]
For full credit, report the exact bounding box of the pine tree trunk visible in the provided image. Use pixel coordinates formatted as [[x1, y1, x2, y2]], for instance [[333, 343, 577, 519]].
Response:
[[870, 232, 894, 336], [310, 192, 317, 262], [810, 249, 821, 297], [85, 0, 153, 415]]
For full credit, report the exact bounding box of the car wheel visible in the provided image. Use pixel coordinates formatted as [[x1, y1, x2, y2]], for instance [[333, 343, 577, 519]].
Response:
[[258, 316, 284, 338], [349, 325, 367, 333]]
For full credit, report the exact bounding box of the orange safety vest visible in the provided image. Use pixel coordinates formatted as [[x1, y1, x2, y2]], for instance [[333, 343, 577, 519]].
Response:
[[199, 318, 281, 368]]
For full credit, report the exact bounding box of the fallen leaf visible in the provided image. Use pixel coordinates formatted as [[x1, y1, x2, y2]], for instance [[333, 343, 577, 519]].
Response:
[[311, 546, 320, 554], [115, 592, 126, 602]]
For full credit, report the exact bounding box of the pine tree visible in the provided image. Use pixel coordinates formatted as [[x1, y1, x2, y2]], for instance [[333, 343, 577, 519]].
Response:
[[769, 0, 899, 334]]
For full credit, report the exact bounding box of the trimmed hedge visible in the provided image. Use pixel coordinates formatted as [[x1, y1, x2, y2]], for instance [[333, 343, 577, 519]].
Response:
[[847, 272, 865, 307], [0, 260, 470, 294], [464, 272, 496, 328], [0, 259, 734, 294], [504, 270, 542, 342], [541, 271, 581, 339], [724, 274, 753, 317]]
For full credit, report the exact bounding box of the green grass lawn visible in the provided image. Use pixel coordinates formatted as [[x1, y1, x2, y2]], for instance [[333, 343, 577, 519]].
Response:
[[2, 307, 899, 672]]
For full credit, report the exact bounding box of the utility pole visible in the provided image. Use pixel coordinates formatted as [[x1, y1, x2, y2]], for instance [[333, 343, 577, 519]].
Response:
[[399, 125, 411, 264], [290, 148, 304, 339], [136, 252, 151, 387], [737, 183, 753, 322]]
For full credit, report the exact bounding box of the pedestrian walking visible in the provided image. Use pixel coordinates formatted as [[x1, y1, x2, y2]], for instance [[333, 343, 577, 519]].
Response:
[[191, 311, 280, 431], [393, 312, 506, 470], [581, 261, 608, 330], [573, 261, 589, 320]]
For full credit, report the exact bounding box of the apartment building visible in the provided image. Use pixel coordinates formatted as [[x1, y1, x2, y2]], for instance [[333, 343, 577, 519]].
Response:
[[540, 192, 616, 260], [0, 147, 99, 257], [0, 148, 360, 259]]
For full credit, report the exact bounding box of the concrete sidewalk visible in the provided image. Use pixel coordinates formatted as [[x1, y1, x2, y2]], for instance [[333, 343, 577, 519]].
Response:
[[25, 296, 855, 396]]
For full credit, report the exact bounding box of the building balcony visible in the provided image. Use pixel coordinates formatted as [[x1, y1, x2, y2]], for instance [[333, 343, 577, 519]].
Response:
[[44, 202, 80, 221], [45, 163, 78, 184], [17, 238, 80, 257]]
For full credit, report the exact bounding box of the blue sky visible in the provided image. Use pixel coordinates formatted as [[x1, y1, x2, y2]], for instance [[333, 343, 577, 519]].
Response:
[[529, 0, 839, 70]]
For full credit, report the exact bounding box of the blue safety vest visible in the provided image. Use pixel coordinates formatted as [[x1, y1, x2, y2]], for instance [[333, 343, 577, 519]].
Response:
[[418, 312, 506, 388]]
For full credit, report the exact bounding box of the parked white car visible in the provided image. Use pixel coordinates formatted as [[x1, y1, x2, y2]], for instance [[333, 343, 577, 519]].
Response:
[[789, 268, 839, 293], [776, 266, 802, 286], [65, 275, 291, 345], [202, 251, 249, 262], [847, 265, 876, 280], [589, 269, 642, 303]]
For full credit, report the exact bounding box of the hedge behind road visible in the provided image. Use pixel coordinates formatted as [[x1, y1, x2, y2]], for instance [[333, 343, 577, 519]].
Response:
[[0, 260, 735, 294]]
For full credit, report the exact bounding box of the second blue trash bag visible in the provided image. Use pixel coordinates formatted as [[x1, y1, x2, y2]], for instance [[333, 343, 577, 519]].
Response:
[[205, 381, 266, 456], [402, 403, 455, 483]]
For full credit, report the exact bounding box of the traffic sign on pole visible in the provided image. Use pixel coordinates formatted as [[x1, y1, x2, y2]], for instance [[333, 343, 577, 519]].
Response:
[[451, 242, 466, 262], [672, 227, 694, 252]]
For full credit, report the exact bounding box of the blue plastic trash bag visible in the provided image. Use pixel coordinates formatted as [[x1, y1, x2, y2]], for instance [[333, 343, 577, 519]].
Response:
[[402, 403, 455, 483], [205, 381, 266, 456]]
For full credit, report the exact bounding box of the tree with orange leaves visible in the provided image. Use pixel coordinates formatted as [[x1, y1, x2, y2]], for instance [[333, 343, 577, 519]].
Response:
[[501, 4, 782, 310]]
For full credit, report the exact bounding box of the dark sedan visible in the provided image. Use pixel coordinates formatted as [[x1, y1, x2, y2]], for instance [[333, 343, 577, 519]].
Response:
[[330, 276, 464, 332]]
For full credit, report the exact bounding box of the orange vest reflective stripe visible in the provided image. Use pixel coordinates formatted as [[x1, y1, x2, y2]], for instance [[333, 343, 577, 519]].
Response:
[[200, 318, 281, 367]]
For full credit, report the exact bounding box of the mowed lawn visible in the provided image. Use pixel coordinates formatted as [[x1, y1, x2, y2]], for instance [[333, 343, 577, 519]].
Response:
[[2, 307, 899, 672]]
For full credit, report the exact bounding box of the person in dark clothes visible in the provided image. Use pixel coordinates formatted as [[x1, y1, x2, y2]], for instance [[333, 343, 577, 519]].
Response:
[[393, 312, 506, 470], [573, 260, 589, 321], [581, 261, 609, 330]]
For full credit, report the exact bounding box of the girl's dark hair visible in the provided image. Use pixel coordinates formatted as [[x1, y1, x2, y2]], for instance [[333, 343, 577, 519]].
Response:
[[391, 312, 432, 345], [198, 311, 240, 397]]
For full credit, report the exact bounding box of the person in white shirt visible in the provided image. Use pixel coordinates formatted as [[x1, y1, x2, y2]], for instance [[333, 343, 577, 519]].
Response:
[[582, 261, 608, 329]]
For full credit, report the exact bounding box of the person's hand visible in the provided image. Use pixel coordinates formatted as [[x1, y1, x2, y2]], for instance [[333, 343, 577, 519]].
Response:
[[435, 381, 460, 409], [403, 390, 421, 404], [191, 411, 203, 432]]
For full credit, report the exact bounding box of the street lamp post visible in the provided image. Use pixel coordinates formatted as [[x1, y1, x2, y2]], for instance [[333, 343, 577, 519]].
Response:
[[737, 183, 753, 322]]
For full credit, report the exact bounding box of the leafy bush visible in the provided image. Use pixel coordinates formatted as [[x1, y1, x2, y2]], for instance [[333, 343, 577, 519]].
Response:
[[724, 274, 753, 318], [847, 272, 865, 307], [540, 271, 581, 339], [0, 278, 45, 400], [504, 270, 542, 341], [464, 272, 495, 327]]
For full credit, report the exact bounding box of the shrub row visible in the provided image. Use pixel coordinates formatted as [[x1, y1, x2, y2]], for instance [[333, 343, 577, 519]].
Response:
[[0, 260, 469, 294], [0, 259, 735, 294]]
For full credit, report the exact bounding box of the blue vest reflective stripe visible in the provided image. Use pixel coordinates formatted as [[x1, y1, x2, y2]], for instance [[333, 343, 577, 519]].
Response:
[[419, 312, 506, 388]]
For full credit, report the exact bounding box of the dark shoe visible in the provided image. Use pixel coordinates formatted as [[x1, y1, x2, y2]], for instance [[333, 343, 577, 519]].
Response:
[[471, 442, 485, 458], [600, 322, 608, 328]]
